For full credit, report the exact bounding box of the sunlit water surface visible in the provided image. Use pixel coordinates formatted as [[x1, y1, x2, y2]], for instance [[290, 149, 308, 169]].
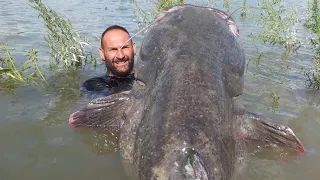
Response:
[[0, 0, 319, 179]]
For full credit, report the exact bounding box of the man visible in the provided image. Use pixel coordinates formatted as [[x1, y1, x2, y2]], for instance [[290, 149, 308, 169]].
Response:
[[82, 25, 136, 96]]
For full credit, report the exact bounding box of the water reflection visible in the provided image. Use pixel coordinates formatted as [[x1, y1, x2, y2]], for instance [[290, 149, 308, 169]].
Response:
[[42, 68, 83, 125], [305, 89, 320, 106], [73, 128, 120, 155]]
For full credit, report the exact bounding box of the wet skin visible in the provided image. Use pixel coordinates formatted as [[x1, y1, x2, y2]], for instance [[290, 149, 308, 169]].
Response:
[[69, 5, 305, 180]]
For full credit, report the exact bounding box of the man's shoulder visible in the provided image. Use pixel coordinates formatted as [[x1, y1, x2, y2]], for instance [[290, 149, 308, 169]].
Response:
[[82, 76, 111, 91], [82, 74, 135, 93]]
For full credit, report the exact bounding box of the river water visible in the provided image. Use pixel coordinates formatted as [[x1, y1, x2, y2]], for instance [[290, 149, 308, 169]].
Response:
[[0, 0, 319, 179]]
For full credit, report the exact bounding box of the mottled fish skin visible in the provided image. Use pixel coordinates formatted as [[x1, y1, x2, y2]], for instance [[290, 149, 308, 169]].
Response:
[[120, 4, 304, 180], [69, 4, 305, 180], [125, 5, 244, 179]]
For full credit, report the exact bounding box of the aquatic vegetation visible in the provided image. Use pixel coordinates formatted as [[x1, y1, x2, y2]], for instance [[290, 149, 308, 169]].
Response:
[[249, 0, 300, 55], [133, 0, 299, 56], [304, 0, 320, 89], [132, 0, 185, 25], [223, 0, 230, 12], [0, 0, 97, 93], [155, 0, 185, 11], [30, 0, 95, 69], [241, 0, 247, 17], [271, 92, 280, 109], [305, 0, 315, 28], [0, 42, 46, 93], [0, 42, 24, 83], [132, 0, 320, 91], [245, 0, 320, 90]]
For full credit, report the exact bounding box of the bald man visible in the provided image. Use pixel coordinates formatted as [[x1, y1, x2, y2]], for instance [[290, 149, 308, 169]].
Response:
[[82, 25, 136, 96]]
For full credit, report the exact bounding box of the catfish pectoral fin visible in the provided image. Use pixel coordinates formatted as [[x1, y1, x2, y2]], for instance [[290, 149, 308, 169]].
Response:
[[235, 111, 305, 155], [69, 93, 130, 131], [69, 111, 86, 125]]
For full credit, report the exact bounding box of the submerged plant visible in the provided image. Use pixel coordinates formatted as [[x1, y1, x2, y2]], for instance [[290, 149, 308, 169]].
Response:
[[249, 0, 300, 55], [30, 0, 95, 69]]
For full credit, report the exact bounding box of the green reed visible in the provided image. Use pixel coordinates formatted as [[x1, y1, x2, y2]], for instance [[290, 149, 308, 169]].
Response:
[[23, 49, 47, 84], [30, 0, 94, 69], [0, 42, 24, 83], [0, 42, 46, 93]]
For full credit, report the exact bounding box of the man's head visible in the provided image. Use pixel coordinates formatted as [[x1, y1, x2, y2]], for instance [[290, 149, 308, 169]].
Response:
[[99, 25, 136, 77]]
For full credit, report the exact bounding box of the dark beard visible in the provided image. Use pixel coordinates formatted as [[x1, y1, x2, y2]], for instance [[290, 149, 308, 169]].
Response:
[[105, 54, 134, 77]]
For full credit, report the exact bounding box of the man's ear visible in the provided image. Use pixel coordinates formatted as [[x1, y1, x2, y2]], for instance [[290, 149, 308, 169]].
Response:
[[133, 42, 137, 55], [99, 47, 105, 61]]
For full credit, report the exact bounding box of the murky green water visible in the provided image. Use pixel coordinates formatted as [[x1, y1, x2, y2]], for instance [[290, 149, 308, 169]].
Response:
[[0, 0, 319, 179]]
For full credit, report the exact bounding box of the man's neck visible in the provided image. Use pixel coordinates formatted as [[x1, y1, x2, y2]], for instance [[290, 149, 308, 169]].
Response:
[[108, 72, 134, 78]]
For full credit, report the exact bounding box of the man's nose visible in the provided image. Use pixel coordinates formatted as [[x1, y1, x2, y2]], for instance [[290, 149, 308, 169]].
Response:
[[116, 48, 125, 59]]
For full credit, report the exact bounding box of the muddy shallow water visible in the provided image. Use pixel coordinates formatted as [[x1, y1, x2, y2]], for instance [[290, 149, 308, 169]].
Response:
[[0, 0, 319, 179]]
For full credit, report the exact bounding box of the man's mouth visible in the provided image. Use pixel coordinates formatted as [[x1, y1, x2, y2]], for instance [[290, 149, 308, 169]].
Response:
[[113, 59, 128, 64]]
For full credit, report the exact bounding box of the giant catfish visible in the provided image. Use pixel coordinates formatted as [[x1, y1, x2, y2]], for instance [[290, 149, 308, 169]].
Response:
[[69, 4, 305, 180]]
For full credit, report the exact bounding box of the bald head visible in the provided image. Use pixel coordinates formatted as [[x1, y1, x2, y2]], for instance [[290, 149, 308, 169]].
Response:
[[101, 25, 131, 49]]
